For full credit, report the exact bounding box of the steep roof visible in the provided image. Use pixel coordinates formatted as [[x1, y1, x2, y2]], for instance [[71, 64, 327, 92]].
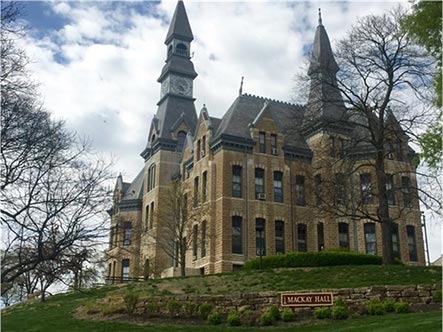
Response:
[[214, 94, 309, 150], [121, 168, 144, 201], [165, 0, 194, 44]]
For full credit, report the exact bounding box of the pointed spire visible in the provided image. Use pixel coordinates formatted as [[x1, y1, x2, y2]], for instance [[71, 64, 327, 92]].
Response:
[[239, 76, 244, 96], [165, 1, 194, 44], [308, 10, 338, 76]]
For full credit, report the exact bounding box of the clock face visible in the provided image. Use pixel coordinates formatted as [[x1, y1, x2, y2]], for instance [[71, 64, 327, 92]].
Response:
[[171, 76, 192, 96]]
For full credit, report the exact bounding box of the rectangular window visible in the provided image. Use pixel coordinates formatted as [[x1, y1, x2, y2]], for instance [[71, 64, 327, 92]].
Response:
[[386, 174, 395, 205], [335, 173, 346, 205], [194, 176, 199, 206], [406, 225, 418, 261], [232, 216, 242, 254], [271, 134, 277, 155], [201, 135, 206, 157], [202, 171, 207, 202], [150, 202, 154, 229], [145, 205, 150, 230], [273, 171, 283, 202], [392, 223, 400, 259], [338, 222, 350, 249], [329, 136, 336, 157], [148, 164, 156, 191], [315, 174, 322, 206], [196, 140, 201, 161], [295, 175, 306, 206], [192, 225, 198, 260], [297, 224, 307, 252], [360, 173, 373, 204], [121, 259, 130, 281], [259, 132, 266, 153], [123, 222, 132, 246], [201, 221, 207, 258], [232, 166, 242, 198], [364, 223, 377, 255], [317, 223, 324, 251], [256, 218, 266, 256], [402, 176, 412, 208], [387, 143, 394, 159], [255, 168, 265, 199], [275, 220, 285, 255]]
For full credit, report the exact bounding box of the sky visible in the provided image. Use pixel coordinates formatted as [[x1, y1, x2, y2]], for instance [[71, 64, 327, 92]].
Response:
[[19, 0, 441, 261]]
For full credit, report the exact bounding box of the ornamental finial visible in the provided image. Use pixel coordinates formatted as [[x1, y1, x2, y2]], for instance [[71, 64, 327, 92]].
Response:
[[318, 8, 322, 26], [239, 76, 244, 96]]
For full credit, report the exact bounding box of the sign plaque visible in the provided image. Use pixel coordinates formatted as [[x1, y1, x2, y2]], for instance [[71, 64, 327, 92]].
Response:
[[280, 292, 333, 307]]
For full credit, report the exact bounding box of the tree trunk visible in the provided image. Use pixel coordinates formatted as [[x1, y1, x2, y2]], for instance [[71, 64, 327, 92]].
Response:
[[375, 152, 395, 265]]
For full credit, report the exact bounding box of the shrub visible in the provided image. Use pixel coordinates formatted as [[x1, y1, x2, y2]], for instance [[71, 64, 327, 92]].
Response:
[[167, 300, 182, 317], [240, 309, 257, 326], [268, 305, 280, 321], [227, 310, 241, 326], [243, 250, 382, 270], [123, 292, 139, 315], [259, 311, 275, 326], [367, 300, 386, 315], [332, 305, 348, 320], [207, 311, 222, 325], [144, 302, 159, 317], [183, 302, 197, 317], [281, 308, 296, 322], [199, 303, 214, 320], [433, 290, 442, 303], [313, 307, 331, 319], [393, 302, 409, 313], [382, 300, 396, 313]]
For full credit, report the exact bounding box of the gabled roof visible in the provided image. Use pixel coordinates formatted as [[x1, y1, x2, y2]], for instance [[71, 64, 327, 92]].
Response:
[[165, 0, 194, 44], [214, 93, 309, 150]]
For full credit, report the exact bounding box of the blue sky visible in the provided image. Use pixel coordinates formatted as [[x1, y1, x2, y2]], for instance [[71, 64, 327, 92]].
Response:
[[18, 0, 441, 260]]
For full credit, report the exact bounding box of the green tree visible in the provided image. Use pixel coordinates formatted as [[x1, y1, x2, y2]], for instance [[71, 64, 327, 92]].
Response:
[[402, 1, 442, 170]]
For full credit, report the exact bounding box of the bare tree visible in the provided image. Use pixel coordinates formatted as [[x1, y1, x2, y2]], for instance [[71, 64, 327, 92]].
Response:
[[0, 2, 114, 291], [295, 8, 439, 264], [153, 180, 208, 276]]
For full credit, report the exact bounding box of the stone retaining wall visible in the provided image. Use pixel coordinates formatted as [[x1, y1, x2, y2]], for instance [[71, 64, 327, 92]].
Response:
[[129, 284, 441, 317]]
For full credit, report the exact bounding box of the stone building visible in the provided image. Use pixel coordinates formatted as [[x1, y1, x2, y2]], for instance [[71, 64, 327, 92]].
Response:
[[106, 1, 425, 281]]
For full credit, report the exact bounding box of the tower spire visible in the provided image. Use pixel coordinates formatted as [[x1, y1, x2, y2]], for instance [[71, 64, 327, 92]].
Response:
[[165, 0, 194, 44]]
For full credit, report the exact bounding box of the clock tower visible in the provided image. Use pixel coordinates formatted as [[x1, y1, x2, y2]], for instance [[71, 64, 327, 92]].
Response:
[[142, 0, 198, 159]]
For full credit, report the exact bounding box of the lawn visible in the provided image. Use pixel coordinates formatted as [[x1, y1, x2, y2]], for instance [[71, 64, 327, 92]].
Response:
[[2, 265, 442, 332]]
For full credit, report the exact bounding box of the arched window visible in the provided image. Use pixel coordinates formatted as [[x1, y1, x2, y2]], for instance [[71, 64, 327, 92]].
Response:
[[176, 43, 188, 56], [176, 131, 186, 152]]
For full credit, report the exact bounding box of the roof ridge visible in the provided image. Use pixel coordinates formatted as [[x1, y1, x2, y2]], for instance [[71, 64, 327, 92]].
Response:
[[241, 93, 303, 107]]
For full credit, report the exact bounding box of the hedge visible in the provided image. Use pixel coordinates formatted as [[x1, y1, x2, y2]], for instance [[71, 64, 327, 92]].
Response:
[[243, 250, 382, 270]]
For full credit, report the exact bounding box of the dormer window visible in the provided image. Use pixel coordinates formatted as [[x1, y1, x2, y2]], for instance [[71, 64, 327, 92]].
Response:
[[176, 131, 186, 152], [176, 43, 188, 56]]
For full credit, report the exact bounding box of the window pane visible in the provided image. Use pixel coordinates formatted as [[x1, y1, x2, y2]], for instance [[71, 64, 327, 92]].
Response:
[[275, 221, 285, 254], [295, 175, 306, 206], [256, 218, 266, 256], [360, 173, 373, 204], [392, 223, 400, 259], [386, 174, 395, 205], [407, 225, 418, 261], [297, 224, 307, 252], [255, 168, 265, 199], [232, 166, 242, 197], [338, 223, 349, 249], [335, 173, 346, 205], [259, 132, 266, 153], [121, 259, 130, 281], [232, 216, 242, 254], [123, 222, 132, 246], [176, 131, 186, 152], [192, 225, 198, 259], [274, 171, 283, 202], [402, 177, 412, 208], [364, 223, 376, 255], [317, 223, 324, 251], [201, 221, 207, 258]]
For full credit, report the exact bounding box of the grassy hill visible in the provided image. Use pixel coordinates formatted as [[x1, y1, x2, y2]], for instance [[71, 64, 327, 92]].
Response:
[[2, 265, 442, 332]]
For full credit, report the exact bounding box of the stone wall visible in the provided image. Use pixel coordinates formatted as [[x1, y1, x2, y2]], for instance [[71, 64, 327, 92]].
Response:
[[130, 284, 441, 318]]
